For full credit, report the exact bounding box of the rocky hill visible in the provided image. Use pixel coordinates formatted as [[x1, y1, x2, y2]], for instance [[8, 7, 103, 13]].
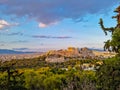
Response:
[[44, 47, 116, 63], [45, 47, 95, 62]]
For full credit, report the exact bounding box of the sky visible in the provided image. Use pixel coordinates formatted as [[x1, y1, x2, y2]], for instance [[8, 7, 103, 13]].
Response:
[[0, 0, 119, 52]]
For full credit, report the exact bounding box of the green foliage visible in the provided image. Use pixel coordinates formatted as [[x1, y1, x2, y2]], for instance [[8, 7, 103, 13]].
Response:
[[0, 72, 8, 90], [96, 57, 120, 90], [0, 66, 26, 90], [1, 57, 119, 90], [0, 57, 100, 69], [9, 70, 26, 90], [99, 7, 120, 55], [111, 28, 120, 53], [0, 65, 97, 90], [1, 52, 119, 90], [98, 6, 120, 89]]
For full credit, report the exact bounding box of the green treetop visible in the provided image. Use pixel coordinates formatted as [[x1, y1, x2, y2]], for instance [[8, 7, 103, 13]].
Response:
[[99, 5, 120, 55]]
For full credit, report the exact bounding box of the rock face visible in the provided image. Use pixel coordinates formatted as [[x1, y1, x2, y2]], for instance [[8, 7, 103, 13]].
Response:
[[46, 55, 65, 63], [45, 47, 115, 63], [80, 47, 95, 58], [46, 47, 81, 57], [45, 47, 95, 62]]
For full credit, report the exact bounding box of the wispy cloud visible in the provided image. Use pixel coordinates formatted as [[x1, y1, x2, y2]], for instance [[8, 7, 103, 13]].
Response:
[[0, 19, 19, 30], [0, 41, 7, 46], [10, 40, 28, 43], [0, 41, 6, 43], [0, 0, 118, 26], [7, 32, 23, 36], [32, 35, 72, 39], [0, 44, 5, 46], [52, 36, 72, 39], [12, 48, 29, 51], [38, 22, 58, 28]]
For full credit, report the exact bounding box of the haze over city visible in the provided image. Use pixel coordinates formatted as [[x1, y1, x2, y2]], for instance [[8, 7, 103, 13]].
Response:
[[0, 0, 119, 52]]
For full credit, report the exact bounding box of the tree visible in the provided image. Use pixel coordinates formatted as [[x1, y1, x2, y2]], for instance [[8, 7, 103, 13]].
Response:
[[97, 5, 120, 90], [99, 6, 120, 55], [96, 57, 120, 90], [0, 65, 25, 90]]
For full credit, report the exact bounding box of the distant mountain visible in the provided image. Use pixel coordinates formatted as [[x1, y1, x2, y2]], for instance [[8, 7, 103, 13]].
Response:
[[89, 48, 104, 52], [0, 49, 35, 54]]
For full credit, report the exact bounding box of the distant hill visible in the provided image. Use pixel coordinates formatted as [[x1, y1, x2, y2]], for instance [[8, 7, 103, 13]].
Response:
[[89, 48, 104, 52], [0, 49, 35, 54]]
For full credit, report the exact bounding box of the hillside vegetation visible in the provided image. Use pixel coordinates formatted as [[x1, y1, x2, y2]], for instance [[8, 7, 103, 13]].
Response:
[[0, 55, 120, 90]]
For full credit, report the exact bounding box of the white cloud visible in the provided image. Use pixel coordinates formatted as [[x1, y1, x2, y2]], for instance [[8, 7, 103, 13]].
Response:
[[38, 23, 47, 28], [0, 20, 10, 29], [0, 20, 19, 30], [38, 22, 58, 28]]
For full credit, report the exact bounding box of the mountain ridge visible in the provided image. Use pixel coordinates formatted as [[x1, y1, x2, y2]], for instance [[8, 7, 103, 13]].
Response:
[[0, 49, 35, 54]]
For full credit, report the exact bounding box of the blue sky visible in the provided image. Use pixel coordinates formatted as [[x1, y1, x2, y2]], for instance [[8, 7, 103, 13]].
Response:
[[0, 0, 119, 52]]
